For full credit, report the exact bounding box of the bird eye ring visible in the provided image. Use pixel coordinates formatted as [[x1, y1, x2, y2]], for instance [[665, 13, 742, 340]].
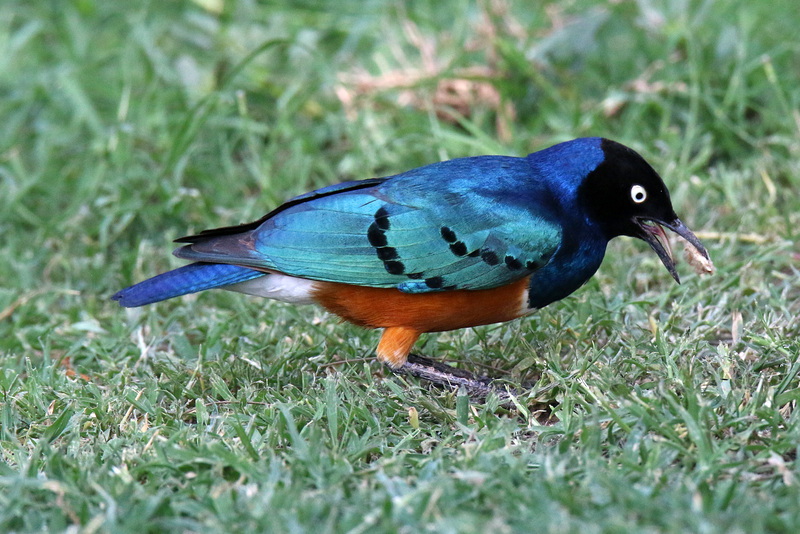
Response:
[[631, 185, 647, 203]]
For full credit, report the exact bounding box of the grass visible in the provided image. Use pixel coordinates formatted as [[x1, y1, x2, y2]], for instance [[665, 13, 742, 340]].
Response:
[[2, 0, 800, 531]]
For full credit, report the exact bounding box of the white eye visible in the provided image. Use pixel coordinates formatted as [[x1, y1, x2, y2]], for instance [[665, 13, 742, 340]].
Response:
[[631, 185, 647, 203]]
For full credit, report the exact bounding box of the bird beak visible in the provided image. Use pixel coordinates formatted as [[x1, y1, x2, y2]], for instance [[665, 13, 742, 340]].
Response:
[[635, 217, 709, 284]]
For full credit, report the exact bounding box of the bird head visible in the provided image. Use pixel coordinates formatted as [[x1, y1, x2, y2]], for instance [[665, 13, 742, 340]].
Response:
[[578, 139, 709, 283]]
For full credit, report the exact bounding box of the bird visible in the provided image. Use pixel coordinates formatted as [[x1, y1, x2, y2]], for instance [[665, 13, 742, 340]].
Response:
[[113, 137, 711, 370]]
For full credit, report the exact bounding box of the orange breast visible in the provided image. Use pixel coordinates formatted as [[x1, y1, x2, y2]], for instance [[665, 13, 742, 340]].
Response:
[[311, 278, 531, 368], [311, 277, 530, 333]]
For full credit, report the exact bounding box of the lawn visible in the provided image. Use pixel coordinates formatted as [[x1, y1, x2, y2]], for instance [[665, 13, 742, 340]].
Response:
[[2, 0, 799, 532]]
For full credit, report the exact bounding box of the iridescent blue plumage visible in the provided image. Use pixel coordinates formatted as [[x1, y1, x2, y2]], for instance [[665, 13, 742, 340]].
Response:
[[170, 138, 609, 305]]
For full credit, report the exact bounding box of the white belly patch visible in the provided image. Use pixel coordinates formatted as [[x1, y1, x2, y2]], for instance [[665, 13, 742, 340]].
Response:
[[225, 273, 317, 305]]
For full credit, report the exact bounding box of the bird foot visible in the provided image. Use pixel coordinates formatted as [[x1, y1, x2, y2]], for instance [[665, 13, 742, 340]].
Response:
[[394, 353, 521, 406]]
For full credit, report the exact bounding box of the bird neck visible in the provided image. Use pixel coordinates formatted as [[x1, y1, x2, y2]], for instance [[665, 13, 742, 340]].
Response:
[[525, 229, 608, 309]]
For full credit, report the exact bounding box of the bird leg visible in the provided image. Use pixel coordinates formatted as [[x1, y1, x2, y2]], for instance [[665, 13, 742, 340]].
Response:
[[395, 353, 521, 405], [376, 326, 421, 368], [376, 327, 521, 404]]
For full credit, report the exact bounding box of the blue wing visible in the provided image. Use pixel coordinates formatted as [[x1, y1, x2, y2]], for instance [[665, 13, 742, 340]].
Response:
[[175, 156, 564, 293]]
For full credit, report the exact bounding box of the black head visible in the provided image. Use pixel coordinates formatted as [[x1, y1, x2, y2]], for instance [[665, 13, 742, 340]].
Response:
[[578, 139, 709, 283]]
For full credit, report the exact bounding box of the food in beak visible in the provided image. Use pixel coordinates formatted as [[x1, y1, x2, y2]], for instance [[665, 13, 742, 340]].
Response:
[[637, 218, 712, 283], [683, 241, 716, 275]]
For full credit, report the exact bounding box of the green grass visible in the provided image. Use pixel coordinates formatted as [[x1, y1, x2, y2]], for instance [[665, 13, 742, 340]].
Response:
[[2, 0, 800, 532]]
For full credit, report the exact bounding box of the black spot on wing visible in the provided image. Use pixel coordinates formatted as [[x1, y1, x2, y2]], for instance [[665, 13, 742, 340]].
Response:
[[375, 206, 391, 230], [526, 260, 540, 270], [440, 226, 470, 257], [449, 241, 468, 256], [425, 276, 444, 289], [376, 247, 399, 261], [370, 208, 405, 276], [480, 249, 500, 266], [367, 223, 387, 247], [385, 261, 405, 275], [504, 255, 523, 270]]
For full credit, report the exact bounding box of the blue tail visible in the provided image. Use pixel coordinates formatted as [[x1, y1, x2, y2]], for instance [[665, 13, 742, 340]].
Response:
[[112, 262, 265, 307]]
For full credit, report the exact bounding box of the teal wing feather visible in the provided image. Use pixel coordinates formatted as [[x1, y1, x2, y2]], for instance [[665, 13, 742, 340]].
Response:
[[174, 156, 564, 292]]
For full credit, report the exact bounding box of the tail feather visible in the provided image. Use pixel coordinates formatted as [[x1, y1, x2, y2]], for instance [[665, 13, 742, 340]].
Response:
[[112, 262, 265, 307]]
